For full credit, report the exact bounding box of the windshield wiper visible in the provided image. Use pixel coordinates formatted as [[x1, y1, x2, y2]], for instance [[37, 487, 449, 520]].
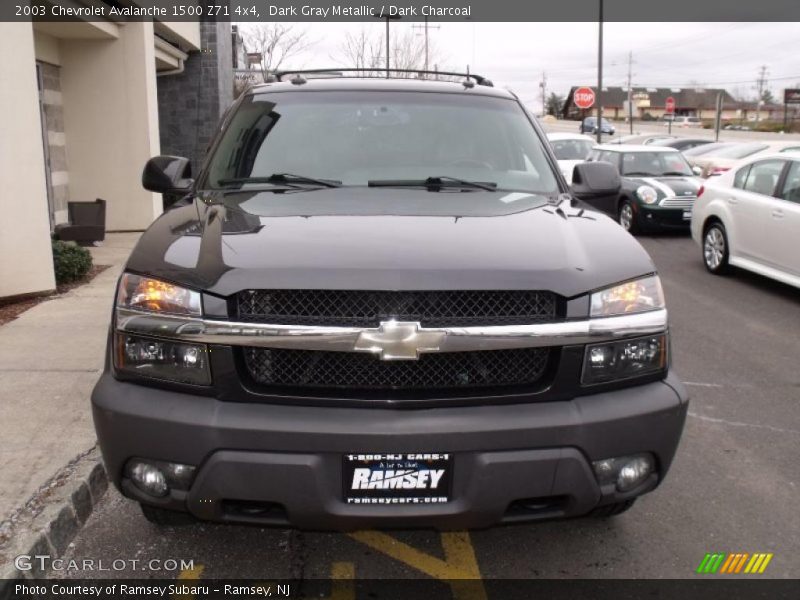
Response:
[[623, 171, 655, 177], [368, 176, 497, 191], [217, 173, 341, 188], [661, 171, 690, 176]]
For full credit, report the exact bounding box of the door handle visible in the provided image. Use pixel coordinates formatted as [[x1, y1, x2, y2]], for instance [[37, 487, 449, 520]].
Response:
[[727, 198, 738, 205], [771, 209, 784, 219]]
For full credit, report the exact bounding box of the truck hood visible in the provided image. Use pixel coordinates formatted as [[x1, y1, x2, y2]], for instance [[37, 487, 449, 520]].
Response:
[[125, 188, 656, 299]]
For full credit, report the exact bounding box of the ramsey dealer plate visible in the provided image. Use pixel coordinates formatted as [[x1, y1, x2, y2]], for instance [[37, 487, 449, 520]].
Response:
[[343, 453, 453, 505]]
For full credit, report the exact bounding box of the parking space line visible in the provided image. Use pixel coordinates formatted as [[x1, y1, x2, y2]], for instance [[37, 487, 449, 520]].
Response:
[[348, 531, 486, 599], [329, 562, 356, 600]]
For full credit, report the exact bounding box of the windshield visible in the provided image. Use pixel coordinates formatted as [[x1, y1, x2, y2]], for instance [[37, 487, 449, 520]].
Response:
[[620, 152, 694, 176], [201, 91, 559, 195], [550, 139, 595, 160]]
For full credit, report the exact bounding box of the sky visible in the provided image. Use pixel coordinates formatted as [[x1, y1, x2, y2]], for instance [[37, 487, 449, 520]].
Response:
[[245, 21, 800, 112]]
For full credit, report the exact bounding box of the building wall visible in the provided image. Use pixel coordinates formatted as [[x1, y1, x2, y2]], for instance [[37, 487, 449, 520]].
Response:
[[0, 24, 56, 297], [60, 22, 162, 231], [157, 19, 234, 172]]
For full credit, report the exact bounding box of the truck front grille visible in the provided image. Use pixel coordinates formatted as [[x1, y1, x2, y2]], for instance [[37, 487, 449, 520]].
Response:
[[236, 289, 559, 327], [243, 347, 550, 394]]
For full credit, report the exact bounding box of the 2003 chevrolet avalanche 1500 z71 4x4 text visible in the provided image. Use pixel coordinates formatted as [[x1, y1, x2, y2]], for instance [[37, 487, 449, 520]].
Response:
[[92, 71, 688, 530]]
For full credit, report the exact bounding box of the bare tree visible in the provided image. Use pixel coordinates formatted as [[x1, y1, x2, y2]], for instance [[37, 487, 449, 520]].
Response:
[[337, 28, 384, 75], [244, 24, 313, 80], [335, 26, 448, 78]]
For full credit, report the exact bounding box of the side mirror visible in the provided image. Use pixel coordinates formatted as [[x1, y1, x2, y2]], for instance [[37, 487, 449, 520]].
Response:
[[570, 162, 621, 199], [142, 156, 193, 194], [692, 165, 703, 176]]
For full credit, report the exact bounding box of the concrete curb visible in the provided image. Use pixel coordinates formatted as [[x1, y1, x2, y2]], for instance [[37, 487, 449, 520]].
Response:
[[0, 447, 107, 586]]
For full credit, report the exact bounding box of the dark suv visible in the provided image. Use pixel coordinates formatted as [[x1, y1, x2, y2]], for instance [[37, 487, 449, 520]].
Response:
[[92, 71, 687, 530]]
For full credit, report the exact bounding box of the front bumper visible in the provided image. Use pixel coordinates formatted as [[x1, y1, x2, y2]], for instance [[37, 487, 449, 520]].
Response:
[[92, 373, 688, 530], [638, 205, 692, 230]]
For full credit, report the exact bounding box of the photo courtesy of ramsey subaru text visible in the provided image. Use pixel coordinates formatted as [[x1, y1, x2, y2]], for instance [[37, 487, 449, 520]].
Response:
[[92, 71, 687, 530]]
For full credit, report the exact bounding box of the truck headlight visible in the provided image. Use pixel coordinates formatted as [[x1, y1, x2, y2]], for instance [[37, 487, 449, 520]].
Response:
[[114, 274, 210, 385], [636, 185, 658, 204], [582, 334, 667, 385], [590, 275, 664, 317], [117, 273, 201, 316], [114, 333, 211, 385]]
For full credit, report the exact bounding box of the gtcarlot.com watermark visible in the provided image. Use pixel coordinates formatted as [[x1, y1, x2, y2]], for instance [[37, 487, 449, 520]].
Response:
[[14, 554, 194, 572]]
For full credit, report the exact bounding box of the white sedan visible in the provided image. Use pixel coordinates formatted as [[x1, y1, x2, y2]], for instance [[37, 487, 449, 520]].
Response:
[[691, 152, 800, 288], [546, 133, 595, 184]]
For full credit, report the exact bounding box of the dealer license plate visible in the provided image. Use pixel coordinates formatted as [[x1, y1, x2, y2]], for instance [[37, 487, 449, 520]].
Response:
[[343, 453, 453, 505], [683, 209, 692, 220]]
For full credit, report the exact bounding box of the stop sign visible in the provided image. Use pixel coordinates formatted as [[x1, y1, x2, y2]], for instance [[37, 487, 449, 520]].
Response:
[[574, 87, 595, 110], [665, 96, 676, 113]]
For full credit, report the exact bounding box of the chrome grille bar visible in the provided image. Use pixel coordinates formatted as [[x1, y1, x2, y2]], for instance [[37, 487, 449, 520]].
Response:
[[116, 308, 669, 354]]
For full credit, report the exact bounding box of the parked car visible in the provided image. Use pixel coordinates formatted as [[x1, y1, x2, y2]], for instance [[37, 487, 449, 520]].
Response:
[[691, 152, 800, 288], [580, 116, 615, 135], [546, 132, 595, 183], [608, 134, 675, 146], [585, 144, 702, 233], [92, 72, 687, 529], [664, 116, 703, 128], [649, 138, 713, 152], [689, 141, 800, 178]]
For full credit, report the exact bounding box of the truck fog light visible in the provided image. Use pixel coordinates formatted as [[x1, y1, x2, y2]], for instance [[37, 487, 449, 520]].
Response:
[[592, 453, 655, 492], [127, 461, 168, 497], [617, 455, 654, 492]]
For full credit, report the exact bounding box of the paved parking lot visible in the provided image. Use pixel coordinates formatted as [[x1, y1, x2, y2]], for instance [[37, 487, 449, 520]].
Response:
[[54, 234, 799, 588]]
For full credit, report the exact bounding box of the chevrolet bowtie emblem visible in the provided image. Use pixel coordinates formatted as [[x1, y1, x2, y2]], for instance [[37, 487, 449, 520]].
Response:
[[353, 321, 445, 360]]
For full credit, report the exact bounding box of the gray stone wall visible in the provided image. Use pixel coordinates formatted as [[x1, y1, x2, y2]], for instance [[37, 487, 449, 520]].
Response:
[[37, 61, 69, 225], [157, 11, 234, 174]]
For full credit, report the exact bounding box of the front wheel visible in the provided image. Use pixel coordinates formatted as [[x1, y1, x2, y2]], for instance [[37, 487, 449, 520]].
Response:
[[618, 200, 639, 234], [703, 222, 730, 274]]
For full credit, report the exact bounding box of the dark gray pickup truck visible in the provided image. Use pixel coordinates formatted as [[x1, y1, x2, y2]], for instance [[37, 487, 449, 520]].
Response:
[[92, 71, 687, 529]]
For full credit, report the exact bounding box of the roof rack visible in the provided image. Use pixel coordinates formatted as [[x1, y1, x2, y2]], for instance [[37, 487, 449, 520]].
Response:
[[270, 68, 494, 87]]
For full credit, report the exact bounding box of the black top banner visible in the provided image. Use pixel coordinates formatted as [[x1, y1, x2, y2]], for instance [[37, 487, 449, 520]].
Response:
[[3, 0, 800, 22]]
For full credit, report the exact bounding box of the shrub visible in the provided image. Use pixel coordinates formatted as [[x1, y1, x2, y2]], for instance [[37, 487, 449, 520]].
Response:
[[51, 240, 92, 285]]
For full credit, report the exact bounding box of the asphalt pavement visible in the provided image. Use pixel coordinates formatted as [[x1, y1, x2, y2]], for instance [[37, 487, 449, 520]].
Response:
[[48, 231, 799, 588]]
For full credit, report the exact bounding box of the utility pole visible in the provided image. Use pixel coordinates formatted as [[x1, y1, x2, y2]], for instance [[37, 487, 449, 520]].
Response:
[[755, 65, 768, 125], [627, 51, 634, 134], [412, 17, 440, 76], [596, 0, 604, 144], [540, 71, 548, 117]]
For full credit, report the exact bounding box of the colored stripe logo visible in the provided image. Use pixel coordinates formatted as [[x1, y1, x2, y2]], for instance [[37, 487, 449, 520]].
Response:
[[696, 553, 773, 574]]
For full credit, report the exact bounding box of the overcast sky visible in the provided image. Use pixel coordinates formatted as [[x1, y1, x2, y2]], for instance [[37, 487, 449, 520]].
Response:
[[248, 21, 800, 111]]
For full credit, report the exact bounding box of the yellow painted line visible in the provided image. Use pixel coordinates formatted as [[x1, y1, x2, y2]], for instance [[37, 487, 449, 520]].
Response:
[[329, 562, 356, 600], [758, 553, 773, 573], [348, 530, 486, 600], [172, 565, 205, 600]]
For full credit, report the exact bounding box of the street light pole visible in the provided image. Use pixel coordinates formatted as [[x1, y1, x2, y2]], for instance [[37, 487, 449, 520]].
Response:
[[596, 0, 604, 144], [385, 17, 390, 77]]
